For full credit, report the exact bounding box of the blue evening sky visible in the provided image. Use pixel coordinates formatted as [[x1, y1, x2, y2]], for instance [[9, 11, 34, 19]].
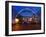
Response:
[[12, 6, 41, 19]]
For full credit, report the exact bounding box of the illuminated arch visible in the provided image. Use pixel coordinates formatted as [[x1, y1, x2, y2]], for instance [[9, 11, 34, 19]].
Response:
[[16, 8, 37, 17]]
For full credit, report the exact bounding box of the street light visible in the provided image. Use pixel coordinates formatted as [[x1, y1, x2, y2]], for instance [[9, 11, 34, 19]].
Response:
[[15, 18, 19, 23]]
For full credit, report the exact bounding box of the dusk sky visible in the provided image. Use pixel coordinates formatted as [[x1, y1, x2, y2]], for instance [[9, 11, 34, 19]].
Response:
[[12, 6, 41, 19]]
